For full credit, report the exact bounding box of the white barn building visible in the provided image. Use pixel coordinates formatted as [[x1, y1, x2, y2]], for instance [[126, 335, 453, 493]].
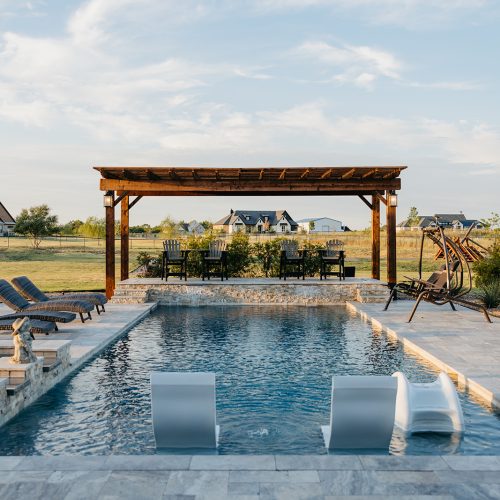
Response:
[[297, 217, 343, 233]]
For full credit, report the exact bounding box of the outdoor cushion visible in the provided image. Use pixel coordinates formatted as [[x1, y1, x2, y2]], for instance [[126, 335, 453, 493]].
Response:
[[0, 318, 56, 334], [0, 310, 76, 324]]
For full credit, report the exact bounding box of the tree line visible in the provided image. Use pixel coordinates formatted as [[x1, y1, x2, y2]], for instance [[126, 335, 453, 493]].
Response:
[[12, 204, 213, 248]]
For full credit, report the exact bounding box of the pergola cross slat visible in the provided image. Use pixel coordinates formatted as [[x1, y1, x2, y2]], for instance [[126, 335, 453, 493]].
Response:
[[95, 166, 406, 298]]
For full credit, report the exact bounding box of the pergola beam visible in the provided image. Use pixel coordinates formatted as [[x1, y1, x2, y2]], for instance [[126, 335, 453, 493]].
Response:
[[128, 195, 142, 210], [341, 168, 356, 179], [100, 178, 401, 194], [358, 195, 373, 210]]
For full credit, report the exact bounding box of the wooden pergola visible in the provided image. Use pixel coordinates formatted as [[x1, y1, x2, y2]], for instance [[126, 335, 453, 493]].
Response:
[[95, 166, 406, 298]]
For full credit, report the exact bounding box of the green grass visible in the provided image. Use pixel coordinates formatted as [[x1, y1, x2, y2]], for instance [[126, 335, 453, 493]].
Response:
[[0, 231, 490, 291]]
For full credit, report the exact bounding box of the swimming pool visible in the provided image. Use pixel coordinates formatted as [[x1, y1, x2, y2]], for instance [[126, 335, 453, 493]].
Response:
[[1, 305, 499, 455]]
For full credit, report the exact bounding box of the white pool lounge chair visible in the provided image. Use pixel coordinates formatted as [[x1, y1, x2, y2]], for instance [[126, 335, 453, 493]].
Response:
[[393, 372, 464, 434], [321, 375, 398, 449], [150, 372, 219, 449]]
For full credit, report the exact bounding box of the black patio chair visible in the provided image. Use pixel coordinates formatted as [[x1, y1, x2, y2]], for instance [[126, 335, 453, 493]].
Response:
[[319, 239, 345, 280], [161, 240, 190, 281], [11, 276, 107, 314], [279, 240, 306, 280], [202, 240, 228, 281]]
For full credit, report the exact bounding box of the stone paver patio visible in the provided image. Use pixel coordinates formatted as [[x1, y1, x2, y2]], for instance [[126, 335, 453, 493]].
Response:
[[348, 300, 500, 409], [1, 454, 500, 499]]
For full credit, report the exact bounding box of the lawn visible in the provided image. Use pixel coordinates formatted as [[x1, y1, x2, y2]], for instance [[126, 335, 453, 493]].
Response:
[[0, 232, 491, 292]]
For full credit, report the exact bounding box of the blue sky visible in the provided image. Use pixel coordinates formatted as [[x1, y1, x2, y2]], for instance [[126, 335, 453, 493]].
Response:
[[1, 0, 499, 229]]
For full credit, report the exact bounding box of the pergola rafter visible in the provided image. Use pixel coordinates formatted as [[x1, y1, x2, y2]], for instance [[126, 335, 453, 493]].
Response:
[[95, 166, 406, 298]]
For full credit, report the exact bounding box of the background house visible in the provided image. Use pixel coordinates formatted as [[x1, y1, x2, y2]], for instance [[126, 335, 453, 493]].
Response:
[[178, 220, 205, 235], [214, 210, 298, 234], [397, 213, 482, 231], [0, 202, 16, 236], [296, 217, 344, 233]]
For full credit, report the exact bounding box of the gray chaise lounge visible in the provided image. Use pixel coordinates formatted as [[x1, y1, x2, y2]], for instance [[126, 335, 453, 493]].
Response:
[[0, 279, 93, 323], [12, 276, 107, 314]]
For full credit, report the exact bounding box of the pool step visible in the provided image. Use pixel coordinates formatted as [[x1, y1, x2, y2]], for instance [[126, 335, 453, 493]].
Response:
[[110, 286, 151, 304]]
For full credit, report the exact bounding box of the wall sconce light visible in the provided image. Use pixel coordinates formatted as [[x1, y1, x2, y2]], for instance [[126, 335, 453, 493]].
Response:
[[388, 192, 398, 207], [103, 191, 114, 208]]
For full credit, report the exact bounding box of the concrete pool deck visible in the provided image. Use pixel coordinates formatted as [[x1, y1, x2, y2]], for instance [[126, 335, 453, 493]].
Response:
[[348, 301, 500, 410]]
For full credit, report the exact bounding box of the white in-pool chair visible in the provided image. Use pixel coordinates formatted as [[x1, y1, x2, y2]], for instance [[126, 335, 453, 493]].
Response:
[[392, 372, 464, 434], [150, 372, 220, 448], [321, 375, 398, 449]]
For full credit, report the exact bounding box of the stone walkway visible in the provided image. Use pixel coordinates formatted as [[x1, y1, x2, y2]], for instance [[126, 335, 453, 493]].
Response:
[[348, 300, 500, 409], [1, 454, 500, 499]]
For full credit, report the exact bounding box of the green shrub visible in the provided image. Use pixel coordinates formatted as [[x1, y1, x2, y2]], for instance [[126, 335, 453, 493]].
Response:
[[473, 243, 500, 287], [136, 251, 162, 277], [252, 239, 284, 277], [185, 233, 217, 277], [477, 280, 500, 309], [302, 240, 323, 277], [227, 232, 252, 277]]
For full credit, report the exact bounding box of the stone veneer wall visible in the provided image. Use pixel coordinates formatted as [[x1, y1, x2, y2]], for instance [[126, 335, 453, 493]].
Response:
[[0, 342, 71, 426], [112, 281, 389, 305]]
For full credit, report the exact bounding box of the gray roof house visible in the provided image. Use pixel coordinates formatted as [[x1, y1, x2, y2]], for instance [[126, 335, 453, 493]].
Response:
[[397, 213, 480, 231], [178, 220, 205, 235], [214, 210, 298, 233], [0, 202, 15, 236]]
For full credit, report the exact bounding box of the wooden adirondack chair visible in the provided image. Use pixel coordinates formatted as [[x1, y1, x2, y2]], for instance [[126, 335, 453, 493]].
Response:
[[319, 239, 345, 280], [279, 240, 306, 280], [162, 240, 189, 281], [202, 240, 228, 281]]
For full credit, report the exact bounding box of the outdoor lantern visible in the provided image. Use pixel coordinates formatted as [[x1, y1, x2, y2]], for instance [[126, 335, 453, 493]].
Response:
[[103, 191, 114, 208], [388, 192, 398, 207]]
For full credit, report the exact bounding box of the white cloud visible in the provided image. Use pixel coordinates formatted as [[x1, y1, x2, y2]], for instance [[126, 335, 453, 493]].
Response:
[[295, 41, 402, 88], [408, 81, 484, 91], [253, 0, 491, 26]]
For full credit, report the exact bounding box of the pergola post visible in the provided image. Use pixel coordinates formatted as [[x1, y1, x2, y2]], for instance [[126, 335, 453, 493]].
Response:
[[371, 194, 380, 280], [386, 190, 397, 288], [105, 192, 116, 299], [120, 195, 130, 282]]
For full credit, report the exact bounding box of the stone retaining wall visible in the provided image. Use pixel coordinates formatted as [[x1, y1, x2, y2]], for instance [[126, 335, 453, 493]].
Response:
[[0, 341, 71, 426], [112, 279, 389, 305]]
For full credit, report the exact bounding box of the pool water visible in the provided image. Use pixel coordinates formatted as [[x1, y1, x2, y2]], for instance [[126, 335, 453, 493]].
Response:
[[1, 305, 499, 455]]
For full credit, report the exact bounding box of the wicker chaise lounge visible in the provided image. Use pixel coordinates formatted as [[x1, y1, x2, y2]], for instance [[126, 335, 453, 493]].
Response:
[[12, 276, 107, 314], [0, 279, 93, 323]]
